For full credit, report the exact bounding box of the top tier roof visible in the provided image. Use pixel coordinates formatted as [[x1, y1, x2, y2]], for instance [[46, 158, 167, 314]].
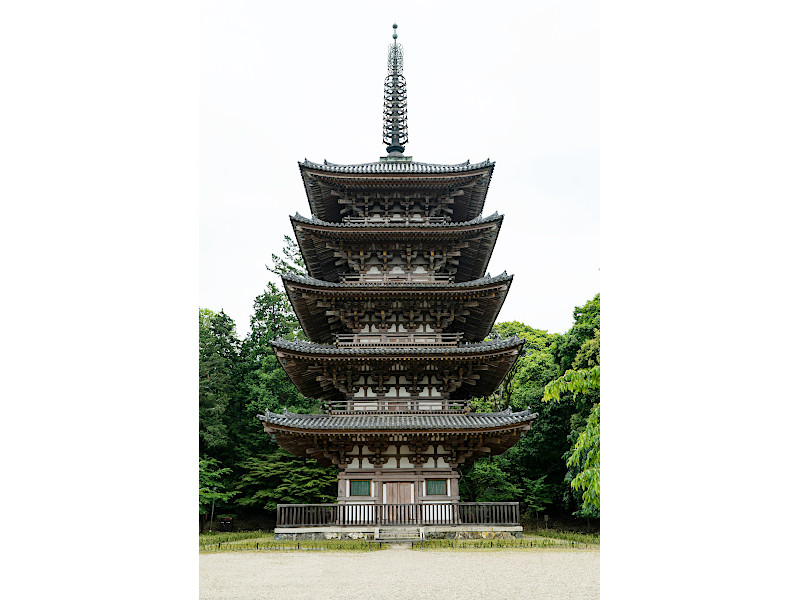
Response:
[[298, 158, 495, 223], [301, 158, 493, 175]]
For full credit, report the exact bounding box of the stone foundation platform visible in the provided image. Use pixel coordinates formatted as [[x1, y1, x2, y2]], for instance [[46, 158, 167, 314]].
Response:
[[274, 525, 522, 541]]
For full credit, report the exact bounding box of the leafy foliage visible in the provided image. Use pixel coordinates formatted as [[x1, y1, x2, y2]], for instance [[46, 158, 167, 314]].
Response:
[[542, 365, 600, 402], [235, 450, 338, 511], [199, 309, 243, 459], [199, 456, 238, 514], [266, 235, 306, 277], [459, 459, 522, 502], [542, 322, 600, 513], [566, 403, 600, 512], [553, 294, 599, 372]]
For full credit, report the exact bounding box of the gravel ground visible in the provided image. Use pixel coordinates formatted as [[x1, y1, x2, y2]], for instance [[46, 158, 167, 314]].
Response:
[[199, 544, 599, 600]]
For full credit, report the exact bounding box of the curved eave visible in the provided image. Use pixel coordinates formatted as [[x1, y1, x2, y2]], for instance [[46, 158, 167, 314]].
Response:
[[299, 158, 495, 175], [299, 160, 494, 224], [259, 408, 537, 432], [283, 271, 513, 290], [270, 337, 524, 401], [291, 213, 503, 283], [259, 409, 537, 466], [271, 335, 523, 356], [282, 273, 513, 344]]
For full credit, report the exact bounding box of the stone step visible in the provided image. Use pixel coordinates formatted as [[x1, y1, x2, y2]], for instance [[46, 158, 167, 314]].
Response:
[[377, 529, 420, 541]]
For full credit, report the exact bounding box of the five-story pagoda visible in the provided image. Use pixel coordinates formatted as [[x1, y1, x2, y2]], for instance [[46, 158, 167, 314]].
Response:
[[260, 25, 536, 540]]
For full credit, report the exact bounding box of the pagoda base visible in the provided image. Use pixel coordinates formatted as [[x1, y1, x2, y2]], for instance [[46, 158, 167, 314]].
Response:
[[273, 525, 523, 541]]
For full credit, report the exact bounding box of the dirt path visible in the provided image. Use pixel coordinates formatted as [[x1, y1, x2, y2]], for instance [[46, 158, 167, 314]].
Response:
[[200, 545, 599, 600]]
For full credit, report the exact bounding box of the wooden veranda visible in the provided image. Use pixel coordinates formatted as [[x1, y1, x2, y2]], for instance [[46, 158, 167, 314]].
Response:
[[276, 502, 520, 527]]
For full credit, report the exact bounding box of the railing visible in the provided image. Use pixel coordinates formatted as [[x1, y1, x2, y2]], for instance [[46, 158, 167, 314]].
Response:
[[324, 398, 468, 414], [342, 216, 449, 225], [340, 273, 453, 285], [335, 332, 462, 347], [276, 502, 520, 527]]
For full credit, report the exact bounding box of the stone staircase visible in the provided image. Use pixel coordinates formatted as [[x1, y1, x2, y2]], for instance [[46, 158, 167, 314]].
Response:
[[375, 527, 421, 543]]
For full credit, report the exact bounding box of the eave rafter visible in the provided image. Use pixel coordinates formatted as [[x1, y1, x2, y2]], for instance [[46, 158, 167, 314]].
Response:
[[261, 413, 535, 467], [282, 273, 513, 344], [299, 162, 494, 223], [270, 337, 524, 403], [291, 213, 503, 283]]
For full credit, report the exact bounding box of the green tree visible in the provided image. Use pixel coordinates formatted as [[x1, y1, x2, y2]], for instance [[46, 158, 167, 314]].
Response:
[[542, 365, 600, 402], [236, 283, 316, 460], [459, 459, 523, 502], [565, 403, 600, 512], [199, 455, 238, 514], [543, 325, 600, 514], [553, 294, 599, 372], [199, 308, 243, 461], [521, 475, 557, 525], [235, 450, 338, 511], [267, 235, 306, 277]]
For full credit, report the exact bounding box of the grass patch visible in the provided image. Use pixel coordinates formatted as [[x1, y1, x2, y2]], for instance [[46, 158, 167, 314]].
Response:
[[199, 531, 386, 553], [524, 529, 600, 545], [199, 530, 270, 547], [410, 537, 592, 550]]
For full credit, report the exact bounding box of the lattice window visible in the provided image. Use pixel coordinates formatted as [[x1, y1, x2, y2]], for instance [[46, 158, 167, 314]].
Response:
[[426, 479, 447, 496], [350, 480, 371, 496]]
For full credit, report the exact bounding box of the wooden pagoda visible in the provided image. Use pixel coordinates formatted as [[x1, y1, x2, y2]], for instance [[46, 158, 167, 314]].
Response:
[[260, 25, 536, 541]]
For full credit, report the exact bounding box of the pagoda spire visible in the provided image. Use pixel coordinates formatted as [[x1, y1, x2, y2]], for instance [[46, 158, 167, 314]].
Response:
[[383, 23, 408, 155]]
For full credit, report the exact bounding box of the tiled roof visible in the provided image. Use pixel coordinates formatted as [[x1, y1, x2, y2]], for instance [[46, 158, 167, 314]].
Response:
[[259, 407, 537, 430], [299, 158, 494, 175], [282, 271, 513, 290], [271, 335, 523, 356], [290, 212, 502, 229]]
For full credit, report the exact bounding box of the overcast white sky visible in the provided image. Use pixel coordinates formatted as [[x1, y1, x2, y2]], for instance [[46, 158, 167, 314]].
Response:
[[200, 0, 601, 337]]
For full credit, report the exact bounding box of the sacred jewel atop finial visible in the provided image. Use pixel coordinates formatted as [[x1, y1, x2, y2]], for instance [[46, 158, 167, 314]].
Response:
[[383, 23, 408, 156]]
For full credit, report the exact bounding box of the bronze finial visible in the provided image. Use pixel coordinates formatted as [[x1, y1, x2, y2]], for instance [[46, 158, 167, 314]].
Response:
[[383, 24, 408, 155]]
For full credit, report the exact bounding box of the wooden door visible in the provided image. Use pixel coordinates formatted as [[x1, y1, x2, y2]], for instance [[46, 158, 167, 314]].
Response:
[[384, 482, 414, 524]]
